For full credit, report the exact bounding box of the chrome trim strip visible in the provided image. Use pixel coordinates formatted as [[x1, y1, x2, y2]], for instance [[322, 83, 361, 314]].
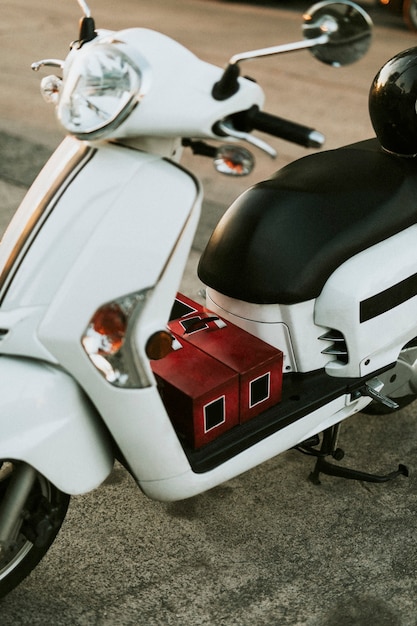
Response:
[[0, 142, 95, 302]]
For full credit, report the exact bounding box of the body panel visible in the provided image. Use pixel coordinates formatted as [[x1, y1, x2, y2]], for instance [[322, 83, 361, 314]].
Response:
[[0, 356, 113, 494], [205, 289, 330, 373], [137, 392, 371, 501], [316, 225, 417, 377], [0, 141, 201, 364]]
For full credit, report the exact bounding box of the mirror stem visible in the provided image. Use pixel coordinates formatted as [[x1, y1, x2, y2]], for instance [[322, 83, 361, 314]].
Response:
[[78, 16, 96, 43], [212, 34, 329, 101], [212, 64, 241, 101], [230, 33, 329, 66]]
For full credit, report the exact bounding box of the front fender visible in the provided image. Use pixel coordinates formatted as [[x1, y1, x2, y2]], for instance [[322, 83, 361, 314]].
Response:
[[0, 356, 114, 494]]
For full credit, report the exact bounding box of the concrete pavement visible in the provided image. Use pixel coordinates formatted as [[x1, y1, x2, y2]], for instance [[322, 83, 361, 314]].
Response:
[[2, 1, 417, 625]]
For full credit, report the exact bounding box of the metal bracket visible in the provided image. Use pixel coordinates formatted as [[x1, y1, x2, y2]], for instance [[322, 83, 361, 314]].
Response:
[[301, 424, 409, 486], [361, 378, 399, 410]]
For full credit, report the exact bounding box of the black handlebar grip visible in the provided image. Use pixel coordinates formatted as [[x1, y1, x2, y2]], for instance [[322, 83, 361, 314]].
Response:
[[248, 109, 325, 149]]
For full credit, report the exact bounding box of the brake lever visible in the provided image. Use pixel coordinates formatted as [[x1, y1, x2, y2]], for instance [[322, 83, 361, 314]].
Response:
[[216, 121, 277, 158]]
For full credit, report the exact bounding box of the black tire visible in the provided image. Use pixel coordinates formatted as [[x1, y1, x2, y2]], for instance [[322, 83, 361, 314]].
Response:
[[0, 462, 70, 598], [403, 0, 417, 31]]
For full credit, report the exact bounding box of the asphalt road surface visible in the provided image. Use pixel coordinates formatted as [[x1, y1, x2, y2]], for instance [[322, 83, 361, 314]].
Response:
[[1, 1, 417, 625]]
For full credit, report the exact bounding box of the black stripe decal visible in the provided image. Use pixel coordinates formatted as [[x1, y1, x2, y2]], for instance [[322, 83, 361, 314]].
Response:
[[360, 272, 417, 322]]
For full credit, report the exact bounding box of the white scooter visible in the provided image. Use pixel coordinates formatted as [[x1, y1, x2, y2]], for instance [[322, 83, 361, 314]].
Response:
[[0, 0, 413, 598]]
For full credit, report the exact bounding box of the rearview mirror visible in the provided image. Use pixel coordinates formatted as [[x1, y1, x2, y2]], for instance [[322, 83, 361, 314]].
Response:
[[303, 1, 373, 67], [212, 0, 372, 100]]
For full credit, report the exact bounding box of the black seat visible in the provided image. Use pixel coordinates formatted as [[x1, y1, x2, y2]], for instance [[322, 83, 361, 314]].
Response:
[[198, 138, 417, 305]]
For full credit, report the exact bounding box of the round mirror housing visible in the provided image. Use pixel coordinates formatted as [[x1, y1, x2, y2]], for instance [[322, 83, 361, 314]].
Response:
[[212, 1, 373, 100], [303, 1, 373, 66]]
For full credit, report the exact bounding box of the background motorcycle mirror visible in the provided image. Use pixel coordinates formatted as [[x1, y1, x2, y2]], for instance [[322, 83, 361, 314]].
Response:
[[303, 1, 373, 67]]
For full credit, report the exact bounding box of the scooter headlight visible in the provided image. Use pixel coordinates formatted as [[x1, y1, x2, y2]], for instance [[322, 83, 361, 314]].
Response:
[[57, 42, 146, 139]]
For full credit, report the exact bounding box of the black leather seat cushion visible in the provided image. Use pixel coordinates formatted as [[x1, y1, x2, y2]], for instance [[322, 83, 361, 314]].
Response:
[[198, 139, 417, 304]]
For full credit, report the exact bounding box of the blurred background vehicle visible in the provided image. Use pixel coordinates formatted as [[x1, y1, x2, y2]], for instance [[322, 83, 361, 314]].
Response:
[[219, 1, 417, 33], [378, 0, 417, 30]]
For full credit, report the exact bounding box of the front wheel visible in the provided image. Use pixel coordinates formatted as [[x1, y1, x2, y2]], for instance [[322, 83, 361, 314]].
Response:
[[0, 461, 70, 598], [403, 0, 417, 31]]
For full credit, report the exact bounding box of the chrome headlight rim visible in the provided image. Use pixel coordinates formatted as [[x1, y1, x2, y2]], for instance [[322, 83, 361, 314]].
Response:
[[57, 38, 151, 141]]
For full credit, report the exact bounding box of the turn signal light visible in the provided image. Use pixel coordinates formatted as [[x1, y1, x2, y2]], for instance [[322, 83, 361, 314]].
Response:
[[88, 303, 127, 356], [146, 331, 173, 360], [81, 288, 152, 388]]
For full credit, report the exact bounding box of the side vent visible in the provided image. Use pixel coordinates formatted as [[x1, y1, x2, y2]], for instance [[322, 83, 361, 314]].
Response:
[[319, 330, 348, 365]]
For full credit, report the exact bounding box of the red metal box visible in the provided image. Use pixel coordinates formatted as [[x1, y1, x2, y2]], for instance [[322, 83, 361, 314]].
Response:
[[169, 294, 283, 423], [151, 336, 239, 449]]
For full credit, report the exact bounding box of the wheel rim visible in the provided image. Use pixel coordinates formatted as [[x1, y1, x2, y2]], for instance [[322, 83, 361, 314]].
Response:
[[374, 344, 417, 399], [0, 536, 33, 581], [0, 464, 51, 582]]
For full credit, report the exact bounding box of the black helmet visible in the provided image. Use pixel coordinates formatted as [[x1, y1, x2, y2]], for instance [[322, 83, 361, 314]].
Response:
[[369, 47, 417, 157]]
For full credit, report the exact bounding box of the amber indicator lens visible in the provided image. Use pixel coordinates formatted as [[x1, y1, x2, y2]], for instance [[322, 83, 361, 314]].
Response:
[[146, 331, 173, 360]]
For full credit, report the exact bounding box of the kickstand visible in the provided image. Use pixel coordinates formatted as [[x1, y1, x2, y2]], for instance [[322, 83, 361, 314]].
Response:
[[306, 424, 409, 485]]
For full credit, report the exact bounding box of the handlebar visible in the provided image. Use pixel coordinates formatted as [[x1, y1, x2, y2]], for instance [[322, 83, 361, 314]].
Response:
[[231, 106, 325, 149]]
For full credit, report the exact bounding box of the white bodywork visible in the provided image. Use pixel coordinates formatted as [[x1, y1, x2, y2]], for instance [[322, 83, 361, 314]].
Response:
[[0, 21, 412, 501], [316, 225, 417, 378], [206, 225, 417, 382], [0, 356, 113, 494], [205, 290, 329, 373], [0, 135, 375, 500]]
